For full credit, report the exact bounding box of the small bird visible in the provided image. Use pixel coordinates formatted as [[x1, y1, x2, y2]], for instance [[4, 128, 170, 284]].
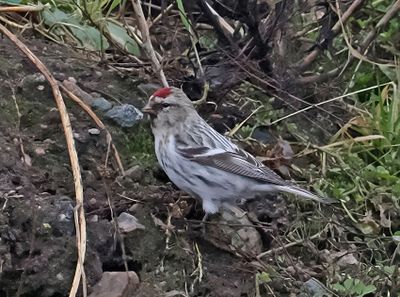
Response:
[[142, 87, 334, 215]]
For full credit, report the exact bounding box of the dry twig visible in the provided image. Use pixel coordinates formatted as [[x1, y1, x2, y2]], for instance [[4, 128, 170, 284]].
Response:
[[59, 83, 125, 174], [0, 4, 44, 12], [0, 24, 87, 297], [296, 0, 400, 84], [131, 0, 168, 87], [294, 0, 366, 72]]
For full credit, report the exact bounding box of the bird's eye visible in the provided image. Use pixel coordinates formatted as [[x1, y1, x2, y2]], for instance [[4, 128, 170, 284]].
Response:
[[161, 102, 170, 108]]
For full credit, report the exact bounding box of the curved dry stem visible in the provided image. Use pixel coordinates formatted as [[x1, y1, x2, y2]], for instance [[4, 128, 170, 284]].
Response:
[[0, 24, 87, 297], [59, 83, 125, 175]]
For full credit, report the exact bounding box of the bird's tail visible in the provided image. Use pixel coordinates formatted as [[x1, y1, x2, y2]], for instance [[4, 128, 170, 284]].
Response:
[[274, 185, 337, 204]]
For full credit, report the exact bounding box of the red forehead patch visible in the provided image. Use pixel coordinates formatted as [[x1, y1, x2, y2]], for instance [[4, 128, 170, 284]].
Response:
[[152, 87, 172, 98]]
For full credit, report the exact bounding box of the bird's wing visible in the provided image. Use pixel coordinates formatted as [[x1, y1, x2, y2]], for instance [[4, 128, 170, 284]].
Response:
[[177, 145, 289, 186]]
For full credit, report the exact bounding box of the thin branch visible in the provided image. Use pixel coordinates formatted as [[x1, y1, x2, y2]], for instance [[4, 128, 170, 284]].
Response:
[[257, 229, 326, 259], [269, 82, 392, 126], [294, 0, 366, 73], [131, 0, 168, 87], [0, 24, 88, 297], [0, 4, 44, 12], [59, 83, 125, 175], [295, 0, 400, 84]]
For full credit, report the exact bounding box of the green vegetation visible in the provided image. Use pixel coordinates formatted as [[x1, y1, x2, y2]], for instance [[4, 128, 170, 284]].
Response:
[[118, 123, 156, 166]]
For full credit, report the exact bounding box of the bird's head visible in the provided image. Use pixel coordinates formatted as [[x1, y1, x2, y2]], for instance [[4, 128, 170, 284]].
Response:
[[142, 87, 194, 121]]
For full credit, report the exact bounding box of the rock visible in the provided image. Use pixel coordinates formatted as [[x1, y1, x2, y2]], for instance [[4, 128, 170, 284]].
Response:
[[91, 97, 112, 111], [88, 128, 101, 135], [205, 205, 263, 256], [94, 71, 103, 78], [300, 278, 330, 297], [89, 215, 99, 222], [105, 104, 143, 127], [34, 147, 46, 156], [117, 212, 145, 233], [88, 271, 139, 297], [124, 165, 144, 182]]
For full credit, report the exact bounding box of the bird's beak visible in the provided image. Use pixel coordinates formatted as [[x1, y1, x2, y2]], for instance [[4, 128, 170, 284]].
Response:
[[142, 103, 157, 116]]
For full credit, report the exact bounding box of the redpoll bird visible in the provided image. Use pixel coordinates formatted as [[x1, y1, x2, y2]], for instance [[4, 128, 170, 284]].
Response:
[[142, 87, 334, 214]]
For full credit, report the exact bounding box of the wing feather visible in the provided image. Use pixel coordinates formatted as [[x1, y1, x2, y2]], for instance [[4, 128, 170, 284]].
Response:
[[178, 146, 289, 186], [177, 120, 289, 186]]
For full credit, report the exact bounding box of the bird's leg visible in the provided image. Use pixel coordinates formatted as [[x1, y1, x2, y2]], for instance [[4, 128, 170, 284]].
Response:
[[201, 213, 209, 235]]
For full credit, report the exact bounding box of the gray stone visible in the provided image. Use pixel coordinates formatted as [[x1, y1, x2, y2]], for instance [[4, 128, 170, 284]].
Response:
[[117, 212, 145, 233], [88, 271, 139, 297], [205, 205, 263, 256], [105, 104, 143, 127], [124, 165, 144, 182], [88, 128, 101, 135], [301, 278, 330, 297], [91, 97, 112, 111]]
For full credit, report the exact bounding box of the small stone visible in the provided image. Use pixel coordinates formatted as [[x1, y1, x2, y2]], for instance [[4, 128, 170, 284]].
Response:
[[89, 215, 99, 222], [301, 278, 330, 297], [40, 124, 48, 129], [88, 128, 101, 135], [205, 205, 263, 256], [105, 104, 143, 127], [91, 97, 112, 111], [89, 198, 97, 206], [128, 203, 141, 213], [67, 77, 77, 83], [88, 271, 139, 297], [124, 165, 144, 182], [34, 147, 46, 156], [94, 71, 103, 78], [117, 212, 145, 233], [37, 85, 45, 91]]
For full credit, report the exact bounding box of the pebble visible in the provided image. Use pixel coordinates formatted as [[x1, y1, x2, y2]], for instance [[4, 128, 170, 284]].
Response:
[[117, 212, 145, 233], [91, 97, 112, 111], [89, 215, 99, 223], [124, 165, 144, 182], [301, 278, 330, 297], [105, 104, 143, 127], [34, 147, 46, 156], [88, 128, 101, 135], [88, 271, 139, 297]]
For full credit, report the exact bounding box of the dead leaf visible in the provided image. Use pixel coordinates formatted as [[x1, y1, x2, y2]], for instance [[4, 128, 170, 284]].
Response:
[[379, 205, 391, 228]]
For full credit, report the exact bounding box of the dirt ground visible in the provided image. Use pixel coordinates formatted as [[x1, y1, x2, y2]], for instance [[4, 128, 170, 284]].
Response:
[[0, 36, 361, 297], [0, 36, 266, 297]]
